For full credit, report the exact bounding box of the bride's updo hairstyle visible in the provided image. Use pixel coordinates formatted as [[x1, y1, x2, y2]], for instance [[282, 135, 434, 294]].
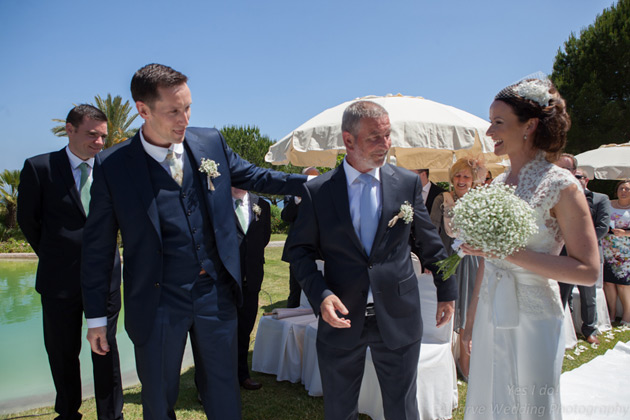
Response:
[[495, 78, 571, 161]]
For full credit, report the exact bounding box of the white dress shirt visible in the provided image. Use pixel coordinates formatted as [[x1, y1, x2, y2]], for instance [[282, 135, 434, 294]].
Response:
[[65, 146, 94, 194], [421, 181, 431, 205], [139, 126, 185, 173]]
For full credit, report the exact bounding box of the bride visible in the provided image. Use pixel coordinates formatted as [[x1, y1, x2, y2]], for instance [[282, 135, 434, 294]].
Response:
[[461, 78, 599, 420]]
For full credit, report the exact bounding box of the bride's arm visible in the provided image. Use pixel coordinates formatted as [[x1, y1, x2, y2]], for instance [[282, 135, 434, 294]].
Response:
[[504, 183, 599, 286], [461, 259, 484, 355]]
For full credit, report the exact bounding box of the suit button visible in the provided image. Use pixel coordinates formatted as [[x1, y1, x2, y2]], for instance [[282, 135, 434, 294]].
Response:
[[154, 282, 160, 288], [187, 210, 192, 216], [181, 192, 187, 198], [192, 228, 197, 234], [368, 265, 373, 269], [197, 244, 201, 250]]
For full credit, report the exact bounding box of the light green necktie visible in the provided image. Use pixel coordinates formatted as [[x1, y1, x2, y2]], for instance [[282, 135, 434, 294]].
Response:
[[79, 162, 92, 215], [235, 199, 248, 232]]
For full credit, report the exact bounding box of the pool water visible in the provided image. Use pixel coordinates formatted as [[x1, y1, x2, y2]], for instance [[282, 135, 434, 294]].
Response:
[[0, 259, 137, 414]]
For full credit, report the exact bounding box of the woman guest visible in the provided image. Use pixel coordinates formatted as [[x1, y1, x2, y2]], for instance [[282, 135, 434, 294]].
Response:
[[462, 78, 599, 420], [429, 157, 482, 380], [601, 180, 630, 325]]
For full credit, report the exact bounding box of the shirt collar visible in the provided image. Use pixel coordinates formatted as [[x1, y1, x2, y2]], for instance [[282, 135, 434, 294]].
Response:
[[139, 125, 184, 162], [65, 146, 95, 169], [422, 181, 431, 194], [343, 158, 381, 186]]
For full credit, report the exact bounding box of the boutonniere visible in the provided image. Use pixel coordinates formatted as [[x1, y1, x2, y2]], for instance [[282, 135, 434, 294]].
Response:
[[387, 201, 414, 228], [198, 158, 221, 191], [252, 203, 261, 221]]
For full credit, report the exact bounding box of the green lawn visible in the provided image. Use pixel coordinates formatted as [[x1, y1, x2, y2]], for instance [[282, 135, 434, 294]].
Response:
[[3, 244, 629, 420]]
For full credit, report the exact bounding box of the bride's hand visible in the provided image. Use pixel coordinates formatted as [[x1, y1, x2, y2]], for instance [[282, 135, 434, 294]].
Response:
[[461, 327, 473, 355], [460, 243, 491, 258]]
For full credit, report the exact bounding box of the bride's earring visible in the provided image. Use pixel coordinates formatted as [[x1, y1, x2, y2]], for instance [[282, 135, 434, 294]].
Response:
[[523, 134, 528, 141]]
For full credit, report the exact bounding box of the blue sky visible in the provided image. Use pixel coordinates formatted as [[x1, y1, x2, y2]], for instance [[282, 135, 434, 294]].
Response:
[[0, 0, 615, 171]]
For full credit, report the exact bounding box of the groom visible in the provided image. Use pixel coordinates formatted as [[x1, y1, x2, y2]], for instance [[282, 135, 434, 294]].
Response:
[[289, 100, 457, 419], [81, 63, 307, 419]]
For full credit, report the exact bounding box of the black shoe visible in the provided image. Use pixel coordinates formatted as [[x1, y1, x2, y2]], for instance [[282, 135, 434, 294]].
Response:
[[241, 378, 262, 390]]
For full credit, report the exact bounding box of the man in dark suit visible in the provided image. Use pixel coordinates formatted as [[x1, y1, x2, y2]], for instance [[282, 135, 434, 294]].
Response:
[[81, 64, 306, 420], [289, 101, 456, 420], [17, 105, 123, 420], [281, 167, 320, 308], [410, 168, 444, 216], [556, 155, 611, 344], [231, 187, 271, 390]]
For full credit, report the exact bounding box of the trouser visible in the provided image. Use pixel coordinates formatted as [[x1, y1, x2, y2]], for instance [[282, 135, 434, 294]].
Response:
[[41, 289, 123, 420], [134, 273, 240, 420], [316, 316, 421, 420], [559, 282, 598, 337], [236, 287, 260, 383]]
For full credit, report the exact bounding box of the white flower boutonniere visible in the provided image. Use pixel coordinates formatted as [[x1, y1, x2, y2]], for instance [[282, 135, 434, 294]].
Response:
[[198, 158, 220, 191], [252, 203, 261, 221], [387, 201, 414, 228]]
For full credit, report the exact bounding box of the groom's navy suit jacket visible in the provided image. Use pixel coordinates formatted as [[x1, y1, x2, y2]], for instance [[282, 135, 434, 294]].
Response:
[[81, 127, 306, 345], [289, 163, 457, 350]]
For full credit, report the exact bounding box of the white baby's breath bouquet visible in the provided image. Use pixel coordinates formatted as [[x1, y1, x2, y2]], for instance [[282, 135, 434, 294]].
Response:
[[435, 183, 538, 278]]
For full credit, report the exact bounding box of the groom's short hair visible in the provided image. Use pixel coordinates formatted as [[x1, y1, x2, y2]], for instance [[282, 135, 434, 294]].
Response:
[[131, 63, 188, 107], [342, 101, 388, 137]]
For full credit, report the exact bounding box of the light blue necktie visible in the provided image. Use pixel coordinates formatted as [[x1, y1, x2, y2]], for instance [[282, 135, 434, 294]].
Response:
[[359, 173, 379, 255], [78, 162, 92, 215]]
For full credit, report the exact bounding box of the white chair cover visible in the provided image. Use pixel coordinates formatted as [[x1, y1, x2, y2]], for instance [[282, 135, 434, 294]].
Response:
[[251, 313, 316, 382]]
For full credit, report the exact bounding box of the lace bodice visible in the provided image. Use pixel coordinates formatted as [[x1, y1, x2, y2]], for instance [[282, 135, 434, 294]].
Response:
[[494, 152, 580, 256], [482, 152, 581, 320]]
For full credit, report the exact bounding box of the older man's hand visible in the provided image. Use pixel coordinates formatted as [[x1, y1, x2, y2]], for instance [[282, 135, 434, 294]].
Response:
[[320, 295, 351, 328]]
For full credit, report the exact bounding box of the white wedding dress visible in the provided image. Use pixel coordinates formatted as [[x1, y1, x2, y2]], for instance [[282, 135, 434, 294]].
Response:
[[464, 153, 580, 420]]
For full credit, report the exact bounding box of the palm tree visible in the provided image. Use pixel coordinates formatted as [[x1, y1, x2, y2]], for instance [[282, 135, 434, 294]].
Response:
[[51, 94, 139, 149], [0, 169, 20, 229]]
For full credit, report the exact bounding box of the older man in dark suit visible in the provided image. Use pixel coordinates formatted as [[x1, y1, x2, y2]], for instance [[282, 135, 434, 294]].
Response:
[[17, 105, 123, 420], [289, 101, 456, 420], [81, 64, 307, 420]]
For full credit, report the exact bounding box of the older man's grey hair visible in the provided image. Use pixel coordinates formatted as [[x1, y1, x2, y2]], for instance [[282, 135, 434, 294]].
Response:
[[341, 101, 389, 137]]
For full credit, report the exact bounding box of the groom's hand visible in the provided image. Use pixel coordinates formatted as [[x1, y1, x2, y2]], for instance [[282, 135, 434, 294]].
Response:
[[320, 295, 351, 328], [435, 300, 455, 328], [87, 326, 110, 355]]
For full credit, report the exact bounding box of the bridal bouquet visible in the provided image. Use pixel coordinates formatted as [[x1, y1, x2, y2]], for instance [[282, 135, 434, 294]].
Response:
[[435, 183, 538, 278]]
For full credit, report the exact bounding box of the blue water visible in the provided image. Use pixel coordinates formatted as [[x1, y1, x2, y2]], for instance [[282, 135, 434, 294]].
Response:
[[0, 260, 137, 412]]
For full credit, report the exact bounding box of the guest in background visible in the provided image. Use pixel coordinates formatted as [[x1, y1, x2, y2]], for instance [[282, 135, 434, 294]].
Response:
[[232, 187, 271, 390], [429, 157, 481, 380], [411, 168, 445, 217], [281, 167, 320, 308], [17, 105, 123, 420], [556, 154, 611, 344], [601, 179, 630, 325]]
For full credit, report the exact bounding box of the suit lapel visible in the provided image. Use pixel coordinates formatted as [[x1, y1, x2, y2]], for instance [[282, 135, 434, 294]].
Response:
[[124, 135, 162, 242], [372, 164, 399, 253], [330, 166, 366, 256], [52, 149, 86, 218], [184, 132, 217, 220]]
